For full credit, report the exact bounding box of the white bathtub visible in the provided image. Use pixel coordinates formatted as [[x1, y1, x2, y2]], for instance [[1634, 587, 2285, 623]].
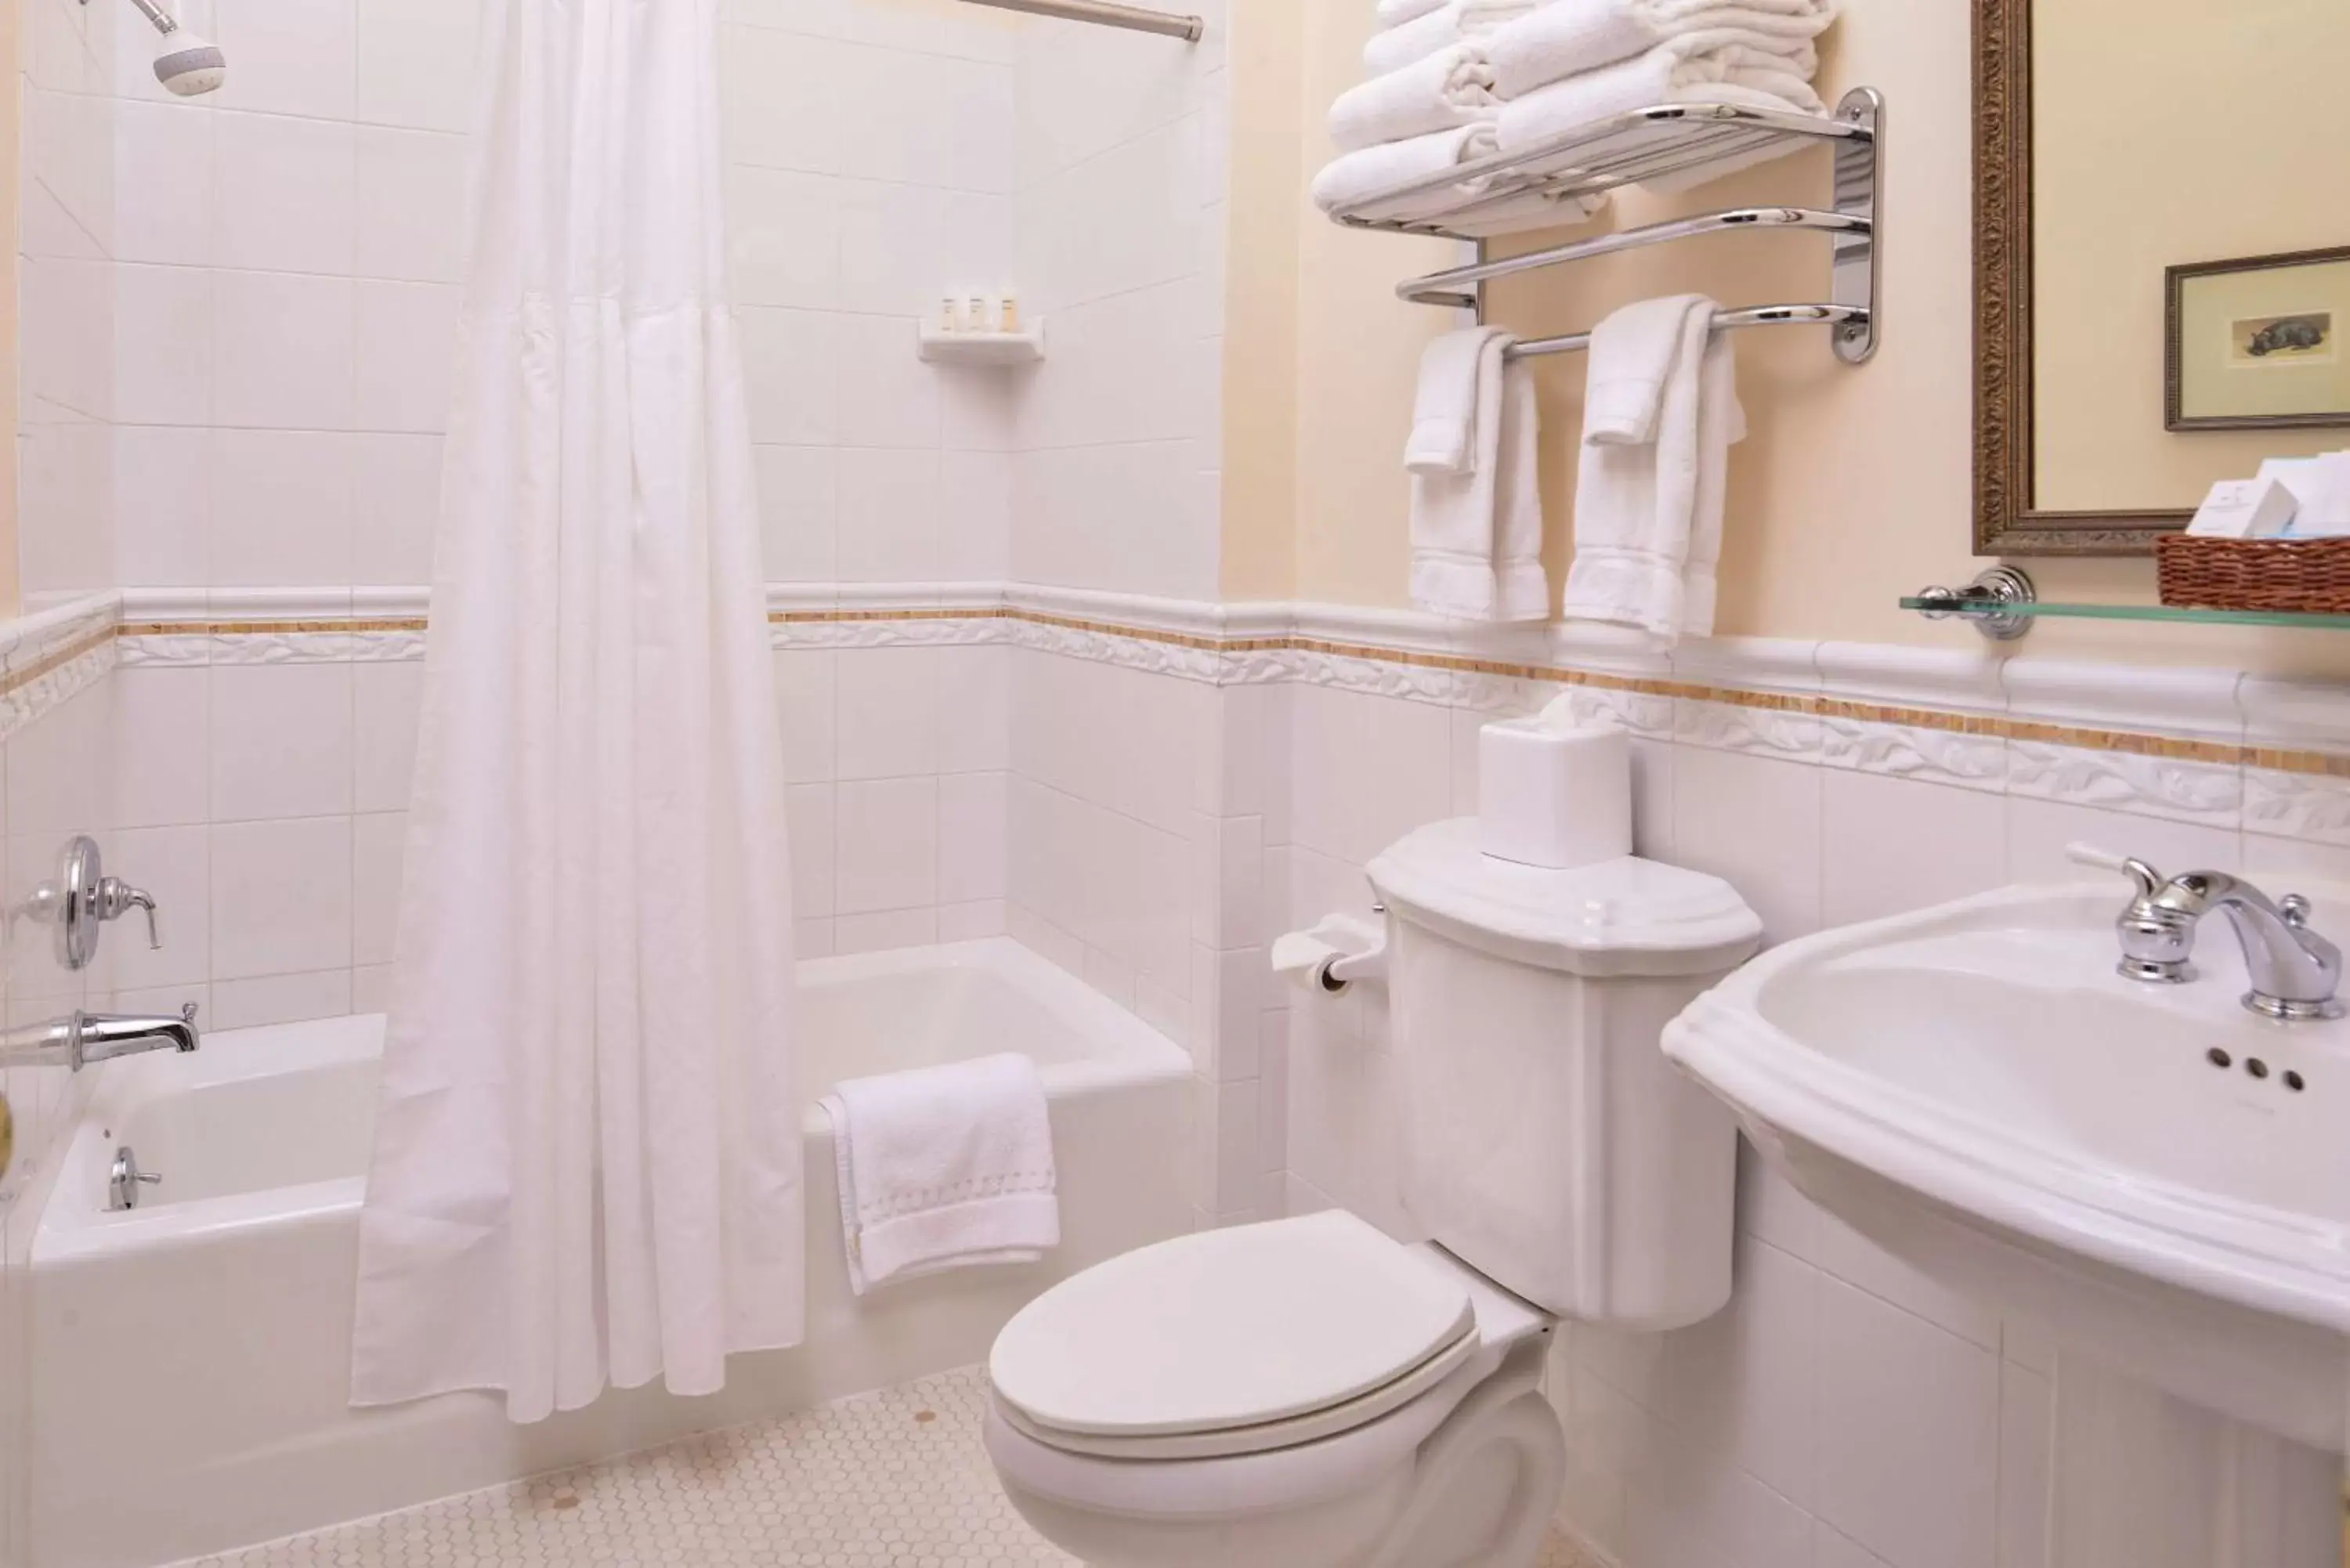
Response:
[[29, 939, 1190, 1568]]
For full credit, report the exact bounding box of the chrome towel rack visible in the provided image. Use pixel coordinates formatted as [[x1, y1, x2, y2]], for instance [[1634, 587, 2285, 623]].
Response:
[[1327, 89, 1883, 363], [958, 0, 1202, 42]]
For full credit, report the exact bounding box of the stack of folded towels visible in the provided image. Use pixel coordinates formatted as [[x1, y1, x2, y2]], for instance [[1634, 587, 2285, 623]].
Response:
[[1313, 0, 1839, 229]]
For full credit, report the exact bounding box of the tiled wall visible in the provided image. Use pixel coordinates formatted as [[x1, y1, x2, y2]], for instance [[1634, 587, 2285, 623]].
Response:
[[1010, 0, 1226, 600], [1267, 645, 2349, 1568]]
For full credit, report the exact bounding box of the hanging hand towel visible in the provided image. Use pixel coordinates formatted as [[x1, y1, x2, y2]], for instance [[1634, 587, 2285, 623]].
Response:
[[1561, 295, 1745, 644], [1366, 0, 1541, 77], [1487, 0, 1837, 98], [819, 1053, 1058, 1296], [1408, 324, 1500, 474], [1314, 124, 1611, 234], [1411, 331, 1549, 620], [1329, 43, 1499, 154]]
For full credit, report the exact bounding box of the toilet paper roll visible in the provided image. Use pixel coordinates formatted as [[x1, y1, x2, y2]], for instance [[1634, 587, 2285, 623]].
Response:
[[1477, 714, 1632, 870]]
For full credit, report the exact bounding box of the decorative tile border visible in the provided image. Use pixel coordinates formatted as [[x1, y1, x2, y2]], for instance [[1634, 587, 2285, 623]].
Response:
[[89, 602, 2350, 786]]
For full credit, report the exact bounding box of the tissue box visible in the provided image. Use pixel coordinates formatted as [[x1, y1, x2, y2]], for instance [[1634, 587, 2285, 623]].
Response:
[[1477, 715, 1632, 870]]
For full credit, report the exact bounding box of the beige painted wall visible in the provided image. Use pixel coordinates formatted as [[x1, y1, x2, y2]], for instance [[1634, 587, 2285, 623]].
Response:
[[1221, 0, 2350, 677], [0, 0, 19, 621], [2033, 0, 2350, 514]]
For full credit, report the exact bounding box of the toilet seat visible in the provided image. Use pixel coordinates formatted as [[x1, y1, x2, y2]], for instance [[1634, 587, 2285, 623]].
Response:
[[989, 1212, 1477, 1451]]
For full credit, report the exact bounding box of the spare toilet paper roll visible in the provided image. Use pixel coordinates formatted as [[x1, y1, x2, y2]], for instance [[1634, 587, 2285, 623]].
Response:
[[1478, 715, 1632, 870]]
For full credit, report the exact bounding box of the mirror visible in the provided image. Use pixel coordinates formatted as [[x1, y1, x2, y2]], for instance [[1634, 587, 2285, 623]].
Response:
[[1974, 0, 2350, 555]]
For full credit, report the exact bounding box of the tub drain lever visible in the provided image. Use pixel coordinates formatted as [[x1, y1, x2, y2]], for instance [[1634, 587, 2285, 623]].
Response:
[[109, 1145, 163, 1211]]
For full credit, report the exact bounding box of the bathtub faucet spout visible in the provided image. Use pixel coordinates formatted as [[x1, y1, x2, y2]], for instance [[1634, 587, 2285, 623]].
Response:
[[0, 1003, 200, 1071]]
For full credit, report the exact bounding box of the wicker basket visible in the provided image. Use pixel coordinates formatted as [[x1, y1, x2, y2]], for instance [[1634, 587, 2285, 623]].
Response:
[[2155, 533, 2350, 613]]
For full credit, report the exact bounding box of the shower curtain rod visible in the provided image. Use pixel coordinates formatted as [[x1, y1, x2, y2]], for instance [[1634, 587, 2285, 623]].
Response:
[[958, 0, 1203, 42]]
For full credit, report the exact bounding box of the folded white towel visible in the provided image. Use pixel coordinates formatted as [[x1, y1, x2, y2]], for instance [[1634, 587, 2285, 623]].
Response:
[[1495, 41, 1827, 196], [1313, 124, 1610, 234], [1411, 331, 1548, 620], [1376, 0, 1452, 27], [1561, 295, 1745, 644], [1487, 0, 1836, 98], [818, 1053, 1058, 1296], [1329, 43, 1498, 154], [1366, 0, 1538, 76]]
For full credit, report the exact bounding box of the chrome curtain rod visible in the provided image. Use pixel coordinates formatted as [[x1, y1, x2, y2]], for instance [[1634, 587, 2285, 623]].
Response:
[[958, 0, 1202, 42]]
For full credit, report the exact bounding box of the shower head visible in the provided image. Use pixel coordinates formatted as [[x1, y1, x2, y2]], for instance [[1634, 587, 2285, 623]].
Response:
[[152, 31, 226, 95], [109, 0, 226, 95]]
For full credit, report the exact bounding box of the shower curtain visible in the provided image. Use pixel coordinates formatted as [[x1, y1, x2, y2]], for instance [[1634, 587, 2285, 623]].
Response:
[[350, 0, 802, 1423]]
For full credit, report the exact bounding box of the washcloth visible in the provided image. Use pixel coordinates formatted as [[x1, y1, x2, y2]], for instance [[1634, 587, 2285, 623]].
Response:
[[1366, 0, 1540, 76], [1314, 124, 1611, 233], [1408, 325, 1499, 474], [1411, 330, 1549, 620], [1329, 42, 1498, 154], [819, 1053, 1058, 1296], [1376, 0, 1452, 27], [1488, 0, 1837, 97], [1561, 295, 1745, 644]]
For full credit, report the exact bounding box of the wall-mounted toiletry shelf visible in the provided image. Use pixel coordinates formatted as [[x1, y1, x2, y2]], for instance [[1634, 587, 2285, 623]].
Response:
[[1329, 88, 1882, 364], [1902, 567, 2350, 641], [916, 323, 1046, 366]]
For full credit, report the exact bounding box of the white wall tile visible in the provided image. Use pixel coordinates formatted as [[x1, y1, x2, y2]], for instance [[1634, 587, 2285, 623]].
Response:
[[835, 447, 939, 581], [114, 262, 213, 426], [351, 810, 405, 966], [786, 783, 835, 919], [739, 309, 837, 446], [1673, 747, 1824, 945], [112, 100, 213, 266], [211, 111, 356, 277], [350, 432, 441, 584], [1813, 1278, 2000, 1568], [1820, 771, 2008, 928], [353, 0, 477, 132], [834, 906, 936, 955], [725, 165, 841, 311], [835, 777, 937, 915], [352, 660, 422, 814], [111, 667, 211, 829], [353, 280, 458, 432], [775, 649, 838, 786], [754, 445, 837, 582], [719, 26, 851, 174], [213, 269, 352, 430], [936, 645, 1009, 774], [216, 0, 356, 121], [211, 968, 354, 1030], [113, 425, 212, 586], [209, 815, 354, 978], [835, 648, 937, 780], [834, 314, 942, 450], [102, 825, 210, 990], [354, 128, 468, 284], [937, 770, 1007, 904], [208, 428, 356, 585], [209, 663, 354, 822]]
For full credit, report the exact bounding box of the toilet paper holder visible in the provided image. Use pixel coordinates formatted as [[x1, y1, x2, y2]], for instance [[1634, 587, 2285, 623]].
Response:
[[1271, 911, 1390, 996]]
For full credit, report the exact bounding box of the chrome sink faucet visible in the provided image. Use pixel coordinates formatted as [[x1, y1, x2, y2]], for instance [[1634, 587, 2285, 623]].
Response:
[[2072, 844, 2345, 1021]]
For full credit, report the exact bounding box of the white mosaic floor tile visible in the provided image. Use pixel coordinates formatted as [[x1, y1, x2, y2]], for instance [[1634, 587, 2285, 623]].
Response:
[[175, 1364, 1596, 1567]]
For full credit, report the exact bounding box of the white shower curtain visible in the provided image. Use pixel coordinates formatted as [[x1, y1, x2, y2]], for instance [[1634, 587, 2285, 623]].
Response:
[[350, 0, 802, 1423]]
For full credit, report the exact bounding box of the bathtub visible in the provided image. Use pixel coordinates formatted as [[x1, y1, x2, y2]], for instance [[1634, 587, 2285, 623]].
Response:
[[29, 938, 1190, 1568]]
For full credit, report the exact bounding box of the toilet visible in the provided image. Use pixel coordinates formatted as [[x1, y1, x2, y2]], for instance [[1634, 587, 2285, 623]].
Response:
[[982, 815, 1764, 1568]]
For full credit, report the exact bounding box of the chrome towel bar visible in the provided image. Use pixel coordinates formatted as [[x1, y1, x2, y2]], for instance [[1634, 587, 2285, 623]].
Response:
[[958, 0, 1202, 41], [1506, 302, 1871, 360]]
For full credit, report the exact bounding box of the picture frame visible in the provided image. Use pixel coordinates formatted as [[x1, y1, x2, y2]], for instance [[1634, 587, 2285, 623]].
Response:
[[2165, 245, 2350, 432]]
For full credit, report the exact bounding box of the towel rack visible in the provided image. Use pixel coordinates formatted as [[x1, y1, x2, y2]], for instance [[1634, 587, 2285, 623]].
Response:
[[958, 0, 1202, 42], [1329, 88, 1883, 364]]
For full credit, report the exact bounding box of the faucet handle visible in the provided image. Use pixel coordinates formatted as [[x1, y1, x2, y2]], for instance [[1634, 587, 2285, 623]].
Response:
[[2282, 894, 2313, 931], [2066, 842, 2161, 898], [95, 876, 161, 950]]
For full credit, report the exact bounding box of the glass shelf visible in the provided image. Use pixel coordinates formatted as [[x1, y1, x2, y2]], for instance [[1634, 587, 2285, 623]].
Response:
[[1898, 596, 2350, 632]]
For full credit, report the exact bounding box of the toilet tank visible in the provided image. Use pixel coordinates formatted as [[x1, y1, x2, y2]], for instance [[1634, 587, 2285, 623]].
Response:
[[1365, 819, 1762, 1331]]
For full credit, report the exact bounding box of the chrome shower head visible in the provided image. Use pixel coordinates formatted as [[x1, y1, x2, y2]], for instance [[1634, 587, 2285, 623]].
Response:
[[108, 0, 227, 96]]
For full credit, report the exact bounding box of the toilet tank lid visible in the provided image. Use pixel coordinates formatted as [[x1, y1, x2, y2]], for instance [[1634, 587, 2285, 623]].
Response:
[[1367, 818, 1762, 977]]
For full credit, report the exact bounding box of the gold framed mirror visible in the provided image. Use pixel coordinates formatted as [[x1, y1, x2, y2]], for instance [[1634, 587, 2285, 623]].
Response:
[[1973, 0, 2350, 556]]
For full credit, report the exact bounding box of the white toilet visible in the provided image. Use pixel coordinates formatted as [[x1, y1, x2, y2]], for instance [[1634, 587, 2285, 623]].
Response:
[[983, 815, 1764, 1568]]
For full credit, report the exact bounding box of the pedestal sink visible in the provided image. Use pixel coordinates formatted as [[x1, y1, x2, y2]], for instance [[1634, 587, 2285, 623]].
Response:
[[1664, 880, 2350, 1560]]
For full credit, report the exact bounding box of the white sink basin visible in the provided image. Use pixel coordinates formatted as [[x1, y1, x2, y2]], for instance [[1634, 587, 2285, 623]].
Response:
[[1665, 882, 2350, 1451]]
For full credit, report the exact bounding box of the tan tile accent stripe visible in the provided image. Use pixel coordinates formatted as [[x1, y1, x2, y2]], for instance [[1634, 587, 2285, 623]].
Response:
[[105, 606, 2350, 779], [2, 622, 117, 696]]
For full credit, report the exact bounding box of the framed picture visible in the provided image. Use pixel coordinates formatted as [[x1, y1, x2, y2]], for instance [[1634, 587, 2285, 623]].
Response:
[[2167, 245, 2350, 431]]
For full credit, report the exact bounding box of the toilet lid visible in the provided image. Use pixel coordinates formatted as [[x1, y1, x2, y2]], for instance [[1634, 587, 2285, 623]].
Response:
[[989, 1211, 1477, 1440]]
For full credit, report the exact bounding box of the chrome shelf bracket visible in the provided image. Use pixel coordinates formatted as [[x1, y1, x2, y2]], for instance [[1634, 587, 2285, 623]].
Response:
[[1912, 566, 2038, 641]]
